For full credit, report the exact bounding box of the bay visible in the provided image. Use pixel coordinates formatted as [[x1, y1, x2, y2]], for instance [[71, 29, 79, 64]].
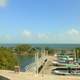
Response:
[[0, 44, 80, 48]]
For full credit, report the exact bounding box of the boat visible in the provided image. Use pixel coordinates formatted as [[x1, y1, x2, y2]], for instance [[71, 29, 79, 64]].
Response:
[[52, 67, 80, 75], [52, 61, 66, 66]]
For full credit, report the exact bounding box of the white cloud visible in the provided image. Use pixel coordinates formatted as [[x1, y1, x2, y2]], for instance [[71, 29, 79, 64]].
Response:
[[1, 28, 80, 43], [20, 28, 80, 43], [21, 30, 49, 40], [37, 33, 48, 40], [0, 34, 15, 43], [21, 30, 32, 39], [66, 28, 80, 40], [67, 28, 80, 36], [58, 28, 80, 43], [0, 0, 8, 7]]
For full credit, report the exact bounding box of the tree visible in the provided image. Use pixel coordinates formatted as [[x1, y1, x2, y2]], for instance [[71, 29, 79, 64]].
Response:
[[0, 47, 18, 70], [45, 47, 55, 55], [28, 48, 37, 56], [15, 44, 32, 55]]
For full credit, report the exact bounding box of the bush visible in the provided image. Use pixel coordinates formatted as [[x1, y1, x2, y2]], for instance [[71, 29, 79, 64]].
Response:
[[0, 47, 18, 70]]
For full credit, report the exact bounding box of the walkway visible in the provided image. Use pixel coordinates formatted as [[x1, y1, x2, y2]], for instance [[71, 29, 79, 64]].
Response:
[[0, 70, 80, 80]]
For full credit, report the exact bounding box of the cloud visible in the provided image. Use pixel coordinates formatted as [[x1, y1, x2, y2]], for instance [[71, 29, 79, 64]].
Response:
[[37, 33, 48, 40], [0, 28, 80, 43], [54, 28, 80, 43], [0, 34, 15, 43], [21, 30, 32, 39], [0, 0, 8, 7], [20, 28, 80, 43], [21, 30, 49, 40], [67, 28, 80, 36]]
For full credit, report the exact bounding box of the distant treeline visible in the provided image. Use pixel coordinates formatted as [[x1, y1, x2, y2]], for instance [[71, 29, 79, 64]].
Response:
[[10, 44, 55, 56]]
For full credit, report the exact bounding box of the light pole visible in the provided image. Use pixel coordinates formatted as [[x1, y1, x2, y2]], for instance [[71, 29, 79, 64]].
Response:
[[74, 49, 77, 63], [36, 51, 39, 75]]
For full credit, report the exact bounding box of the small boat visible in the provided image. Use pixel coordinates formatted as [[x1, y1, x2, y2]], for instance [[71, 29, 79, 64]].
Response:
[[52, 67, 80, 75], [52, 61, 66, 66]]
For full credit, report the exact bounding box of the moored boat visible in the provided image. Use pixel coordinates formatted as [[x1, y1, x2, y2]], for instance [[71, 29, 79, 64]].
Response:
[[52, 67, 80, 75]]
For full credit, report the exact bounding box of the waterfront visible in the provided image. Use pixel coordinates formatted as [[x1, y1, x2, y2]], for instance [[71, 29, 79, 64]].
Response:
[[0, 44, 80, 80], [1, 44, 80, 72]]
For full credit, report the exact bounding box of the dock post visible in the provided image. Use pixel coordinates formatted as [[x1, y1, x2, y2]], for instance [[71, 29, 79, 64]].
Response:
[[35, 51, 39, 76]]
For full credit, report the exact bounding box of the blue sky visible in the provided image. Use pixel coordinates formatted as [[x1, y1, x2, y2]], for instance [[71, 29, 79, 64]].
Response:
[[0, 0, 80, 43]]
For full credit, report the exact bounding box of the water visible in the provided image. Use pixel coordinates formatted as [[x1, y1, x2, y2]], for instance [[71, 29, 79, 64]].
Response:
[[0, 44, 80, 48], [17, 55, 35, 71], [31, 44, 80, 48]]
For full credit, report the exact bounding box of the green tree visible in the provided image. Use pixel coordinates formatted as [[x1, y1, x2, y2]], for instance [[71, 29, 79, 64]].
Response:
[[28, 48, 37, 56], [45, 47, 55, 55], [15, 44, 32, 55], [0, 47, 18, 70]]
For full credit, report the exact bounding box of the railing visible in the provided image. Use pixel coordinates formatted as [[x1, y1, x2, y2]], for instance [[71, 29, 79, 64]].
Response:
[[25, 62, 36, 72], [25, 56, 47, 72]]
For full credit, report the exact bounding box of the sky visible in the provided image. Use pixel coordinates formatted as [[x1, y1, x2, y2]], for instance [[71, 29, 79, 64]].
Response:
[[0, 0, 80, 43]]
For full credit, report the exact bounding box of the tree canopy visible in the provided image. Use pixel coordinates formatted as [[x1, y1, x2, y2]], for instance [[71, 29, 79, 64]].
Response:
[[15, 44, 32, 55], [0, 47, 18, 70], [45, 47, 55, 55]]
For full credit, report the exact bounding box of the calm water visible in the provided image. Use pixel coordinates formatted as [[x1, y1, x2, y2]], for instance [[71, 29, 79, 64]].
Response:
[[0, 44, 80, 48], [17, 55, 35, 71]]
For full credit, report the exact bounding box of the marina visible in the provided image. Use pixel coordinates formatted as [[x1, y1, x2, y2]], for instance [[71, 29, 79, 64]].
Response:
[[1, 48, 80, 80], [0, 55, 80, 80]]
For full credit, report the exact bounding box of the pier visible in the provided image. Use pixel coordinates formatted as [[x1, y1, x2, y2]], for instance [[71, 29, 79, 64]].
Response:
[[25, 50, 48, 73]]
